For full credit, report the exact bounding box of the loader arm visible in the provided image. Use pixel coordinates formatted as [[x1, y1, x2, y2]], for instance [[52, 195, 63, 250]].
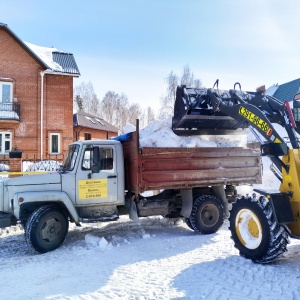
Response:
[[173, 83, 300, 262], [206, 87, 300, 240], [206, 89, 296, 179], [206, 89, 285, 145], [172, 84, 300, 181]]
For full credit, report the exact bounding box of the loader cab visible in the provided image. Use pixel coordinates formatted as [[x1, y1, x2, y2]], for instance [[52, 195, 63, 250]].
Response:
[[293, 92, 300, 128]]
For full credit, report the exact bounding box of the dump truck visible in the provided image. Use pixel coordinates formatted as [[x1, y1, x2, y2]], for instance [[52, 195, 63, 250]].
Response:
[[172, 81, 300, 263], [0, 121, 261, 253]]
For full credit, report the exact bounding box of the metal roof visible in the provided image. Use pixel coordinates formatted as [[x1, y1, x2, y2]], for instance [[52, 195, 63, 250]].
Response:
[[53, 52, 80, 75], [272, 78, 300, 102], [0, 23, 80, 76], [74, 111, 119, 133]]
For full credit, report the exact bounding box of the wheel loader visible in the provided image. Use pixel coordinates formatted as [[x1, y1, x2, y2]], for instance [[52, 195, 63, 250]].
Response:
[[172, 80, 300, 263]]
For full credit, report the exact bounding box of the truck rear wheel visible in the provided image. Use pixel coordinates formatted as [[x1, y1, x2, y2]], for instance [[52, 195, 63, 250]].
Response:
[[229, 196, 289, 263], [189, 195, 224, 234], [184, 217, 195, 230], [25, 205, 69, 253]]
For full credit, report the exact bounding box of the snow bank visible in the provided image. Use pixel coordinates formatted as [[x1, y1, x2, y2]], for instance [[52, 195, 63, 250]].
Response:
[[0, 163, 9, 172], [85, 234, 110, 250], [23, 160, 62, 172], [2, 217, 300, 299], [124, 117, 247, 148]]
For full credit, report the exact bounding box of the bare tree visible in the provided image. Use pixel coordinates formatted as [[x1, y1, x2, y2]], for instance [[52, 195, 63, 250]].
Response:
[[99, 91, 131, 130], [193, 79, 202, 89], [128, 103, 142, 126], [159, 71, 179, 118], [181, 65, 194, 87], [74, 82, 99, 115], [144, 106, 156, 125], [74, 95, 84, 112], [99, 91, 119, 125], [114, 93, 129, 130], [159, 66, 202, 118], [74, 82, 157, 132]]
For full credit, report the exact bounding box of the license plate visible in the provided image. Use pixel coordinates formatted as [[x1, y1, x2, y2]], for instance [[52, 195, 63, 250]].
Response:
[[239, 106, 272, 136]]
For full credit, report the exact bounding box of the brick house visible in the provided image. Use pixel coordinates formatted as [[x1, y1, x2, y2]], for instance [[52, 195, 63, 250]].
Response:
[[73, 111, 118, 141], [0, 23, 80, 171]]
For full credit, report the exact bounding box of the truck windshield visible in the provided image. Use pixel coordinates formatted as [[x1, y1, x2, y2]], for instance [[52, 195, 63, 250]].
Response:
[[62, 144, 80, 171]]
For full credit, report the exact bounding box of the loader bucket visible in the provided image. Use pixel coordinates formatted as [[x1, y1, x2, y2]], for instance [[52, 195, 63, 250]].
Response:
[[172, 86, 248, 135]]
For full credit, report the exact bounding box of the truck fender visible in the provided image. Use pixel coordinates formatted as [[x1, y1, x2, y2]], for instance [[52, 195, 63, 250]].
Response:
[[180, 189, 193, 218], [14, 191, 80, 224], [212, 185, 228, 217]]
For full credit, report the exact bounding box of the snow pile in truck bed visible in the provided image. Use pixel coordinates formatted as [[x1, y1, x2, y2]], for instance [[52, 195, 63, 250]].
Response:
[[124, 117, 248, 148]]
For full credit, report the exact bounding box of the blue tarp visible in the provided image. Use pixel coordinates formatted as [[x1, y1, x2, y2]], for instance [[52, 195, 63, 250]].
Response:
[[110, 132, 133, 142]]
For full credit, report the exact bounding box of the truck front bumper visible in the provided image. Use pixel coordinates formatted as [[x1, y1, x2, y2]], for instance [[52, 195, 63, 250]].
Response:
[[0, 212, 17, 228]]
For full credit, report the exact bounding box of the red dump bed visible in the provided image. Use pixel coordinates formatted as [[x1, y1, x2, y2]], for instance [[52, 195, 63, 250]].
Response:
[[122, 131, 262, 194]]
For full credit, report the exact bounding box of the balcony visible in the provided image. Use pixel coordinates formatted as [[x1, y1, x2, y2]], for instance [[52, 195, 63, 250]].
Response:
[[0, 102, 20, 121]]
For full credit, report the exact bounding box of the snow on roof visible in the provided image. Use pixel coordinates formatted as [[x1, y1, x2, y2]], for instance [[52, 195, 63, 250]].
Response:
[[24, 42, 80, 75], [24, 41, 63, 72], [1, 23, 79, 74], [85, 116, 96, 124]]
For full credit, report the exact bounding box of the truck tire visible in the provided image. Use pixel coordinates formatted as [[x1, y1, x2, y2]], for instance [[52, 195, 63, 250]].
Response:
[[189, 195, 224, 234], [229, 196, 289, 263], [21, 220, 27, 230], [25, 205, 69, 253], [184, 217, 195, 230]]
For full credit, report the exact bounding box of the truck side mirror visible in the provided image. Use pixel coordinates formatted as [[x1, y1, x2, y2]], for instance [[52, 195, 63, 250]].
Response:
[[91, 146, 101, 173]]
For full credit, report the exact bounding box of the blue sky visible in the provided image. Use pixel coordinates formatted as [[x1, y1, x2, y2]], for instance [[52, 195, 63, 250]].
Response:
[[2, 0, 300, 111]]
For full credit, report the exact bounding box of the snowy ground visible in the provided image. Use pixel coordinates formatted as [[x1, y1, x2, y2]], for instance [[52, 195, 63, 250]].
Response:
[[2, 213, 300, 300], [1, 160, 300, 300], [1, 119, 300, 299]]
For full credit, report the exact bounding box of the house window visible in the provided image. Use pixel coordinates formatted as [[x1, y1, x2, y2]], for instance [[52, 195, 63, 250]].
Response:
[[0, 132, 12, 154], [0, 82, 13, 103], [50, 133, 60, 154], [84, 133, 91, 140]]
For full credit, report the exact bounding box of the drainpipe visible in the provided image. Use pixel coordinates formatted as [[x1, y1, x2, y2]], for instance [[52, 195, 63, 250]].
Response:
[[40, 71, 45, 160]]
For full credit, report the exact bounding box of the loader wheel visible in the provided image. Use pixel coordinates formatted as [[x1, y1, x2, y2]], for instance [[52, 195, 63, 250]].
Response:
[[25, 205, 69, 253], [189, 195, 224, 234], [229, 196, 289, 263]]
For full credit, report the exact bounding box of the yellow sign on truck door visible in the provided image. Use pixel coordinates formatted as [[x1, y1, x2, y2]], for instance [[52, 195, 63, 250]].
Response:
[[78, 179, 108, 200]]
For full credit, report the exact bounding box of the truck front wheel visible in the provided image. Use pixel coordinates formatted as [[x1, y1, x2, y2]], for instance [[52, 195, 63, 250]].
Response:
[[25, 205, 69, 253], [188, 195, 224, 234]]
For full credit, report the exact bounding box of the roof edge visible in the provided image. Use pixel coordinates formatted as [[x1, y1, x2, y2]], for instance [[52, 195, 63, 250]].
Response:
[[0, 23, 50, 69]]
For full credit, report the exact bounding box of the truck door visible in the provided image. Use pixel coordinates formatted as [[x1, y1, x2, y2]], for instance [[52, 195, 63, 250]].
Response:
[[75, 145, 118, 205]]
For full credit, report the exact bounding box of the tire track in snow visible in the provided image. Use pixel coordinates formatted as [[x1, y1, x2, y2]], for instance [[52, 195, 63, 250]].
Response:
[[63, 227, 300, 300]]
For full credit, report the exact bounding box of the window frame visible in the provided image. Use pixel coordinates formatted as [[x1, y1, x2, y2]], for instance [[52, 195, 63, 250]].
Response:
[[81, 147, 92, 170], [0, 82, 13, 103], [0, 132, 12, 154], [84, 133, 91, 140], [99, 147, 114, 170], [49, 133, 61, 155]]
